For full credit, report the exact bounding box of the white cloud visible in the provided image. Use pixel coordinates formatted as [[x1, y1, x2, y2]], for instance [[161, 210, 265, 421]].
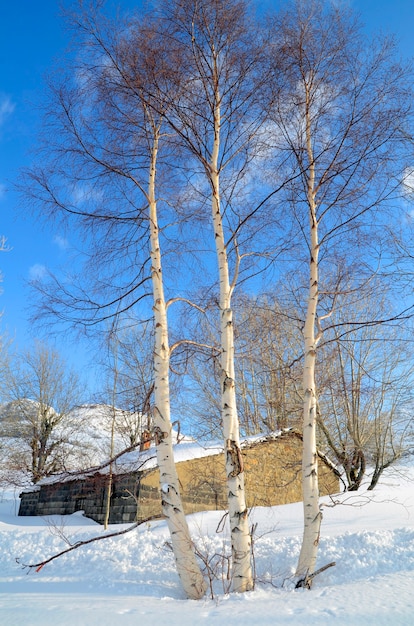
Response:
[[402, 167, 414, 195], [0, 95, 15, 127], [29, 264, 47, 281], [53, 234, 69, 250]]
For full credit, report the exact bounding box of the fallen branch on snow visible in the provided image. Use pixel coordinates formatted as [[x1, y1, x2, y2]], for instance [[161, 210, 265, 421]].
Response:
[[16, 514, 161, 573]]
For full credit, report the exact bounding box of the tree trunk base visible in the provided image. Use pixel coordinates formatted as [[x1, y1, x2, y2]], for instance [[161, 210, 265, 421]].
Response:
[[295, 561, 336, 590]]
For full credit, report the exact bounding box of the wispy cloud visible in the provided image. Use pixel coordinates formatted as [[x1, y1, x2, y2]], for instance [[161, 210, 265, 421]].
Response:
[[53, 234, 69, 250], [0, 95, 15, 127], [29, 264, 47, 281], [72, 183, 103, 205]]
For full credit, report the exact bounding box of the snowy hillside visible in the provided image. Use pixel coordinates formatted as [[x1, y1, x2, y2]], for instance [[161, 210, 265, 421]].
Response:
[[0, 403, 155, 488], [0, 462, 414, 625]]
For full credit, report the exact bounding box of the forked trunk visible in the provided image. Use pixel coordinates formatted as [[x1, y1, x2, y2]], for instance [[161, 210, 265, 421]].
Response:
[[149, 133, 206, 600]]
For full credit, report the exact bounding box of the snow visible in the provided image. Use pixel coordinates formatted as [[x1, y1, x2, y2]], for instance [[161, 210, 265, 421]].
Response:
[[115, 438, 224, 473], [1, 465, 414, 625], [32, 430, 283, 484]]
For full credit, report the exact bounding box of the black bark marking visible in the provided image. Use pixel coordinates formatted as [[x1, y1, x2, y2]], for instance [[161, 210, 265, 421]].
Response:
[[226, 439, 244, 478]]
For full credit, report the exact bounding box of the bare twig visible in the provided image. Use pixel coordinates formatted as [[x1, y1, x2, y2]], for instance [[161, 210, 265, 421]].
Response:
[[295, 561, 336, 589]]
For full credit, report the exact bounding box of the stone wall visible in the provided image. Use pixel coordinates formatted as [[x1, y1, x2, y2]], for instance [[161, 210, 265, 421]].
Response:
[[144, 431, 338, 512], [19, 473, 141, 524], [19, 432, 340, 524]]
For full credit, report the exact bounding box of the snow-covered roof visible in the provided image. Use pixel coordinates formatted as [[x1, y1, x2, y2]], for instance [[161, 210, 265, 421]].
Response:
[[36, 429, 301, 486], [21, 421, 340, 489]]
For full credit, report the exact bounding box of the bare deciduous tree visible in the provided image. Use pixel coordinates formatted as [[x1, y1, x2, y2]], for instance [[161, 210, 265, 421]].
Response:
[[177, 292, 303, 439], [23, 3, 207, 599], [97, 322, 155, 447], [317, 292, 414, 491], [267, 0, 412, 586], [0, 342, 84, 483]]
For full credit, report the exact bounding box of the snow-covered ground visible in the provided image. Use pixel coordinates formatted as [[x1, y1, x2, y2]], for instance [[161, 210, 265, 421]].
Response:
[[1, 465, 414, 625]]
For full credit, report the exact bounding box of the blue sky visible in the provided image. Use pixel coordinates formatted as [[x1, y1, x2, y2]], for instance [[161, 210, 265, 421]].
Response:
[[0, 3, 77, 363], [1, 0, 414, 392]]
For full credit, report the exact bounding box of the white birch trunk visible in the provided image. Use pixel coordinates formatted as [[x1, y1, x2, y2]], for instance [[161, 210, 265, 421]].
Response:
[[295, 88, 322, 586], [149, 132, 207, 600], [210, 86, 253, 593]]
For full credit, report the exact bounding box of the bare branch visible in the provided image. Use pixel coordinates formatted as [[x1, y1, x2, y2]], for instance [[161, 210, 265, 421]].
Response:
[[16, 514, 160, 573]]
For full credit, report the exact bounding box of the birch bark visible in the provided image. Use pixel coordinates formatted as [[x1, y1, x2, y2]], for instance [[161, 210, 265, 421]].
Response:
[[210, 73, 253, 593], [148, 130, 207, 600], [295, 85, 322, 586]]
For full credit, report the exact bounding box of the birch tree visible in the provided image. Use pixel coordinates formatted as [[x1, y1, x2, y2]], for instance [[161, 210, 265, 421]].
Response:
[[267, 0, 412, 587], [24, 5, 206, 599]]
